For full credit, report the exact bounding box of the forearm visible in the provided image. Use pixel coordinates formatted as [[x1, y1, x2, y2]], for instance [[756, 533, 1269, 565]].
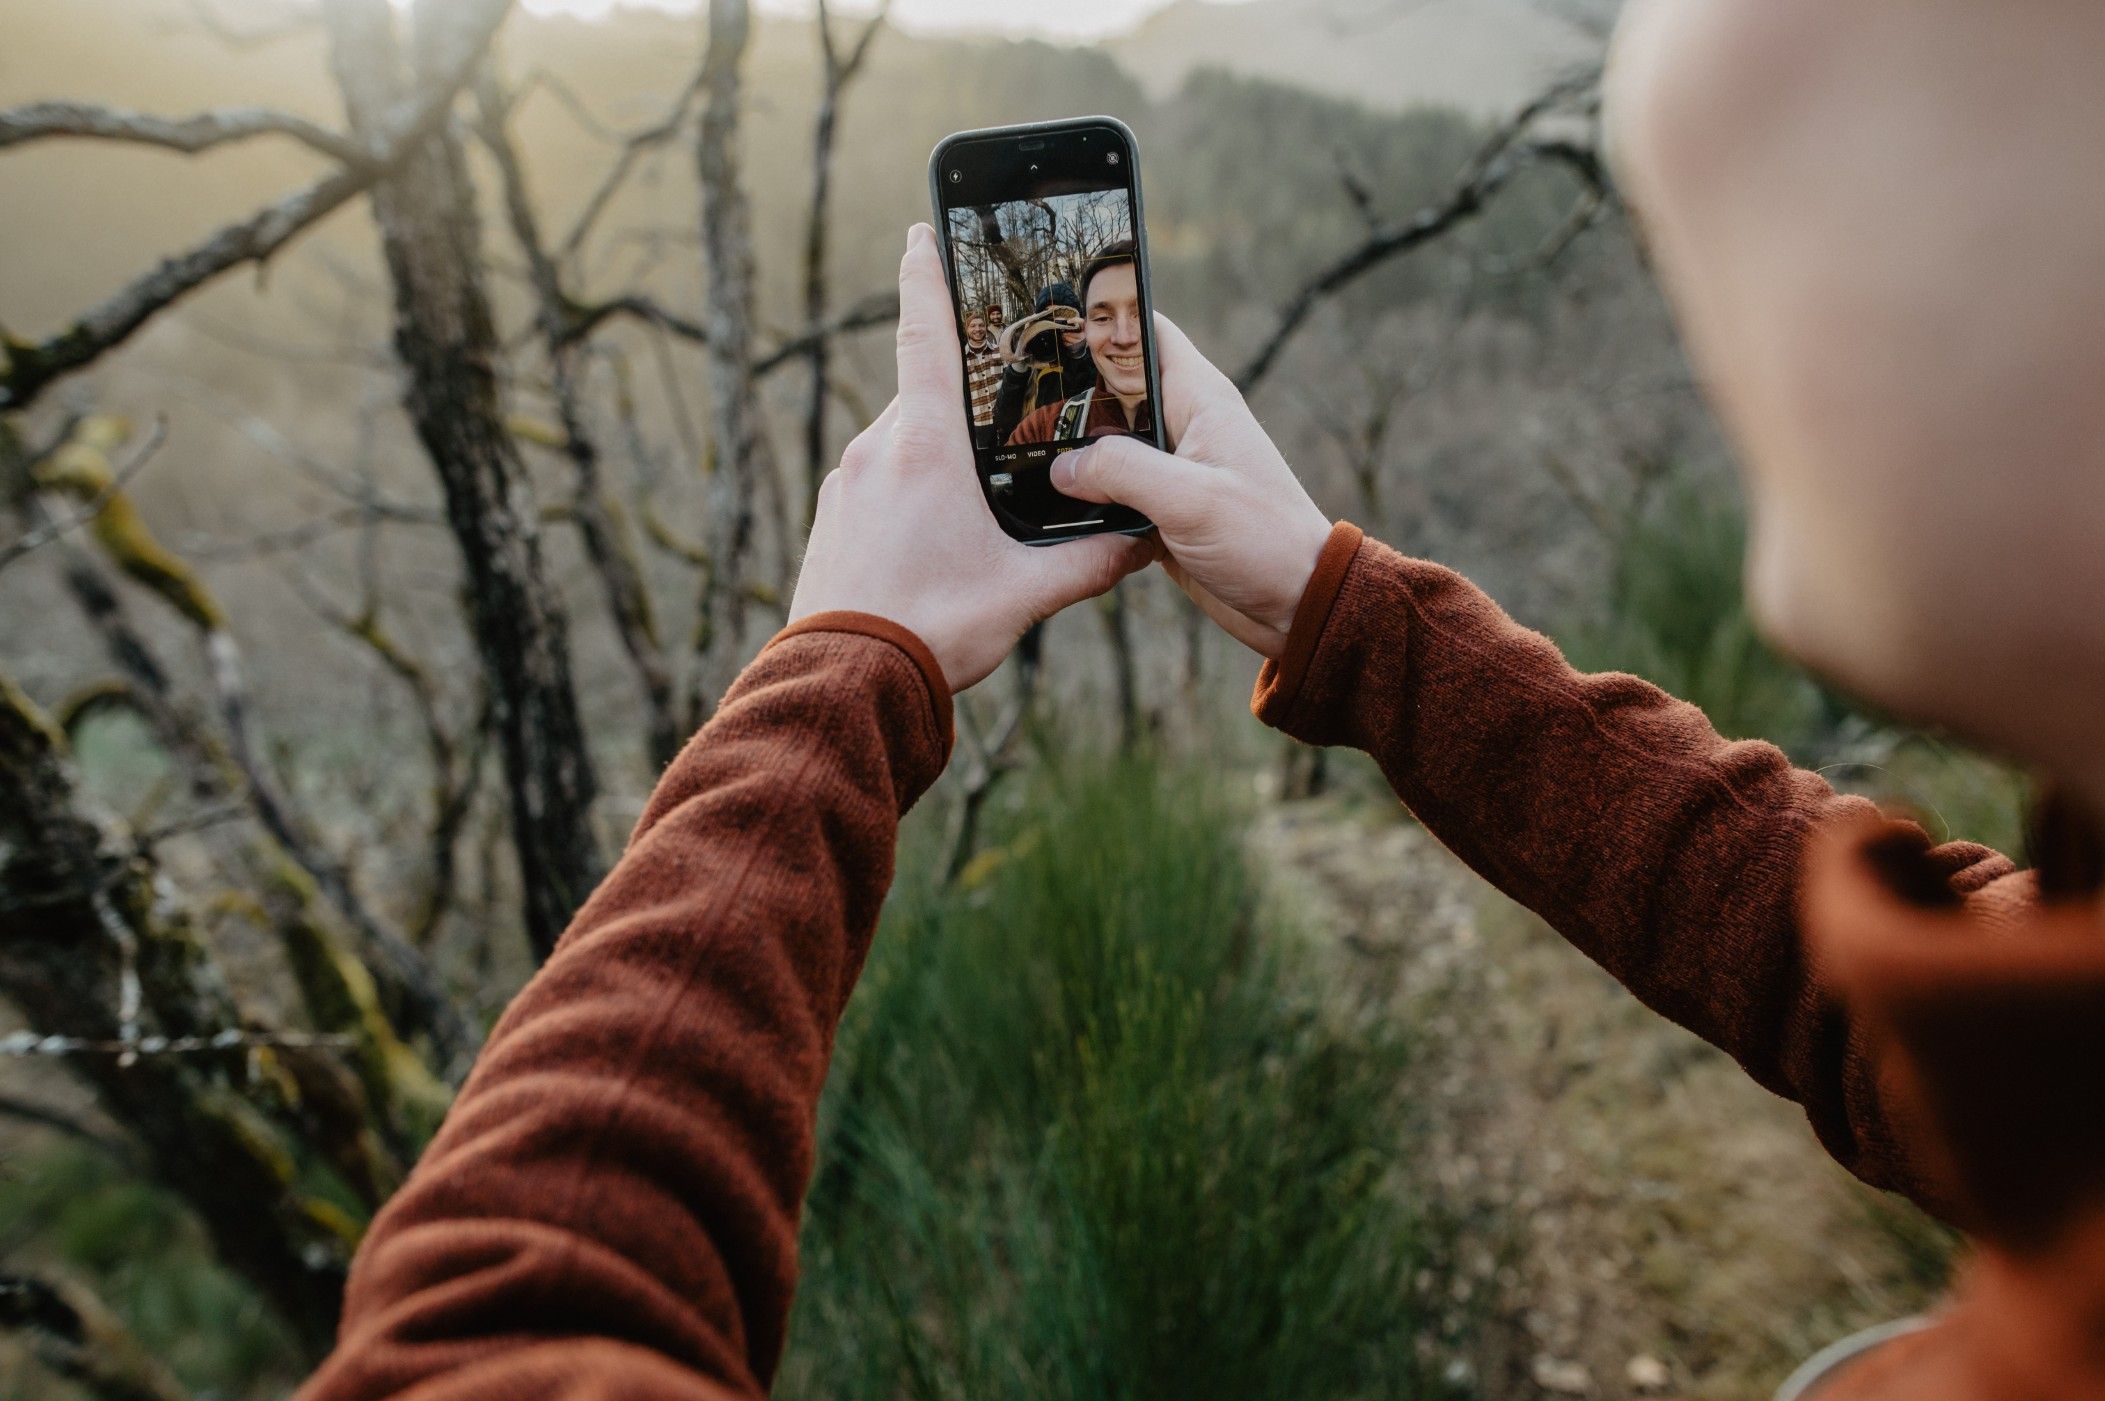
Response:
[[1255, 525, 2011, 1198], [300, 615, 951, 1400]]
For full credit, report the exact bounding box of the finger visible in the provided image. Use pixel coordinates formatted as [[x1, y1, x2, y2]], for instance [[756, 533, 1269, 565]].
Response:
[[1151, 312, 1239, 446], [1049, 434, 1207, 525], [894, 223, 964, 427], [1024, 532, 1156, 619]]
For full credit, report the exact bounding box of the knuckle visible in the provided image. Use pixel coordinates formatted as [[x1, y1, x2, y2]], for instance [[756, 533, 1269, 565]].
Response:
[[837, 431, 877, 475]]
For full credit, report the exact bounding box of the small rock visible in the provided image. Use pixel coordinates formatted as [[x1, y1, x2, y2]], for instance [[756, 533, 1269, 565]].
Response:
[[1531, 1355, 1591, 1395], [1626, 1354, 1671, 1392]]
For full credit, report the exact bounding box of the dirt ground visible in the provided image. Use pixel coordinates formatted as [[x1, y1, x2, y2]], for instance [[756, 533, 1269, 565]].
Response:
[[1251, 784, 1957, 1401]]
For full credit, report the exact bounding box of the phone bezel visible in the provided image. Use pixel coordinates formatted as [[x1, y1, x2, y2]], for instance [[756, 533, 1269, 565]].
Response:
[[928, 115, 1162, 546]]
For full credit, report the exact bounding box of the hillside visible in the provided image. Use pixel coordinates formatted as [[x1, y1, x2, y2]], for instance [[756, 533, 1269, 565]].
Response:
[[1113, 0, 1601, 118]]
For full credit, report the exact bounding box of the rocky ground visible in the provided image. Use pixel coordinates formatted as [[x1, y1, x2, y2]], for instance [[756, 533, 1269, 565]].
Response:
[[1250, 781, 1957, 1401]]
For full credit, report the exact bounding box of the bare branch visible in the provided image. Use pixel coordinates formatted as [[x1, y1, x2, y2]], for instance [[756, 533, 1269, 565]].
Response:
[[0, 417, 167, 576], [1235, 71, 1603, 393], [752, 288, 898, 376], [561, 293, 710, 349], [0, 99, 369, 165], [558, 64, 711, 265], [0, 0, 512, 411], [180, 502, 443, 563]]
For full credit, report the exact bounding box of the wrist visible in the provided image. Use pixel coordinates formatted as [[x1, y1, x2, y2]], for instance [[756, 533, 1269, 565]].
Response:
[[1266, 511, 1343, 636], [768, 610, 955, 750]]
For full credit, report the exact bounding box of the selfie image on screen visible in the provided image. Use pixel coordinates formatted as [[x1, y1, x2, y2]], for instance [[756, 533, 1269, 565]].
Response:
[[947, 185, 1152, 534]]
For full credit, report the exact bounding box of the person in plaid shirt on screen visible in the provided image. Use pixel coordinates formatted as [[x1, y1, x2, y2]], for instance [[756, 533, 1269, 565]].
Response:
[[963, 307, 1002, 449]]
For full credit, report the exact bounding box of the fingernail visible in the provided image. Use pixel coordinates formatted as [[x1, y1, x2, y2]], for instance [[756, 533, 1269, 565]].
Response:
[[1050, 449, 1080, 490], [907, 222, 932, 252]]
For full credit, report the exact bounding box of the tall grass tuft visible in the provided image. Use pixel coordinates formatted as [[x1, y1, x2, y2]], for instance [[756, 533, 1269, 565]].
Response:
[[782, 759, 1469, 1399], [1561, 475, 1830, 753]]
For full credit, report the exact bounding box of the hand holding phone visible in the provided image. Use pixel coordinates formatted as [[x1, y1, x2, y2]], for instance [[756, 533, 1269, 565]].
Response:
[[786, 225, 1151, 692], [930, 117, 1165, 544], [1050, 312, 1333, 661]]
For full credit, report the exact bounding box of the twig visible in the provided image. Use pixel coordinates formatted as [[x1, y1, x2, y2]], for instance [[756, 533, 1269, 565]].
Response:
[[559, 64, 711, 265], [560, 294, 710, 349]]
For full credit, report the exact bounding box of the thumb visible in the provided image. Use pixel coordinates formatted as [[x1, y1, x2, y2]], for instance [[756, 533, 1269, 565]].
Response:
[[1024, 531, 1157, 619], [1050, 435, 1205, 527]]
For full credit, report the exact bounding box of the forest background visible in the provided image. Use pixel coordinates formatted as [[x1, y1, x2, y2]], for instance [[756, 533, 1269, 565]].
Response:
[[0, 1, 2012, 1396]]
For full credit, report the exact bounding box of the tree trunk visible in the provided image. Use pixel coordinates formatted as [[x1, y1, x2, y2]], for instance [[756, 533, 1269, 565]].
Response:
[[323, 0, 603, 960], [476, 72, 682, 768], [691, 0, 777, 716]]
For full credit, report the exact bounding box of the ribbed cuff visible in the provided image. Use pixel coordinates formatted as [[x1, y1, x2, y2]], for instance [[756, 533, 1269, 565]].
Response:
[[765, 611, 955, 758], [1252, 522, 1364, 730]]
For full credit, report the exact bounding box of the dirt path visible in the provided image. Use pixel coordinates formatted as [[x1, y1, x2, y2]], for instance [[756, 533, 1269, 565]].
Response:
[[1251, 790, 1955, 1401]]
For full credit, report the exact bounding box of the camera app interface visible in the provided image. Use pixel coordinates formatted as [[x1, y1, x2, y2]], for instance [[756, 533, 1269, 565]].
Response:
[[945, 180, 1153, 536]]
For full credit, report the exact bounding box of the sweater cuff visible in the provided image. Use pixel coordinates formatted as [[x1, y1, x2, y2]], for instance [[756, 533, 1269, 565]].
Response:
[[764, 611, 956, 759], [1252, 522, 1364, 731]]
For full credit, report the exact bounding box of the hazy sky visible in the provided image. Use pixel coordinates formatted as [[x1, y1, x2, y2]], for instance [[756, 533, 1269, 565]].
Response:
[[515, 0, 1239, 43]]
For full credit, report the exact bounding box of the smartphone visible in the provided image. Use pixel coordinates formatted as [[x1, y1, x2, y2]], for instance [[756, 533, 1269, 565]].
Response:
[[929, 117, 1163, 544]]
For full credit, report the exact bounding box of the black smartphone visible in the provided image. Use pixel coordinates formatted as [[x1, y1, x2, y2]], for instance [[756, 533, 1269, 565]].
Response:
[[929, 116, 1163, 544]]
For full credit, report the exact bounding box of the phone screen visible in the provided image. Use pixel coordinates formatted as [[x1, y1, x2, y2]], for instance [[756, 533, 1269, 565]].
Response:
[[934, 120, 1158, 542]]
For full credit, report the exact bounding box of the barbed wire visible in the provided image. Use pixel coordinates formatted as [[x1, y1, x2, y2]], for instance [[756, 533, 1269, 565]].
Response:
[[0, 1027, 358, 1062]]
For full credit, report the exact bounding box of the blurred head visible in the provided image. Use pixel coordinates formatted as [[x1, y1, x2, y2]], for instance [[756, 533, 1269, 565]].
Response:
[[965, 313, 986, 344], [1605, 0, 2105, 790], [985, 302, 1005, 326], [1080, 243, 1145, 400]]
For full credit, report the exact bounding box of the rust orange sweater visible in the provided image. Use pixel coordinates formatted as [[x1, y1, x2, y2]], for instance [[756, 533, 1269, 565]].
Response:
[[300, 529, 2105, 1401]]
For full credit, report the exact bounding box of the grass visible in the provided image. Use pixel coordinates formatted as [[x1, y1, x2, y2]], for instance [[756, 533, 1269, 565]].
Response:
[[780, 758, 1472, 1399], [0, 1143, 302, 1400]]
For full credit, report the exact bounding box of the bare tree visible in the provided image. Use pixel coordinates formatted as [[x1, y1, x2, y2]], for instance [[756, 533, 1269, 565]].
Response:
[[690, 0, 779, 716], [322, 0, 605, 959], [800, 0, 891, 525], [475, 68, 682, 767]]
